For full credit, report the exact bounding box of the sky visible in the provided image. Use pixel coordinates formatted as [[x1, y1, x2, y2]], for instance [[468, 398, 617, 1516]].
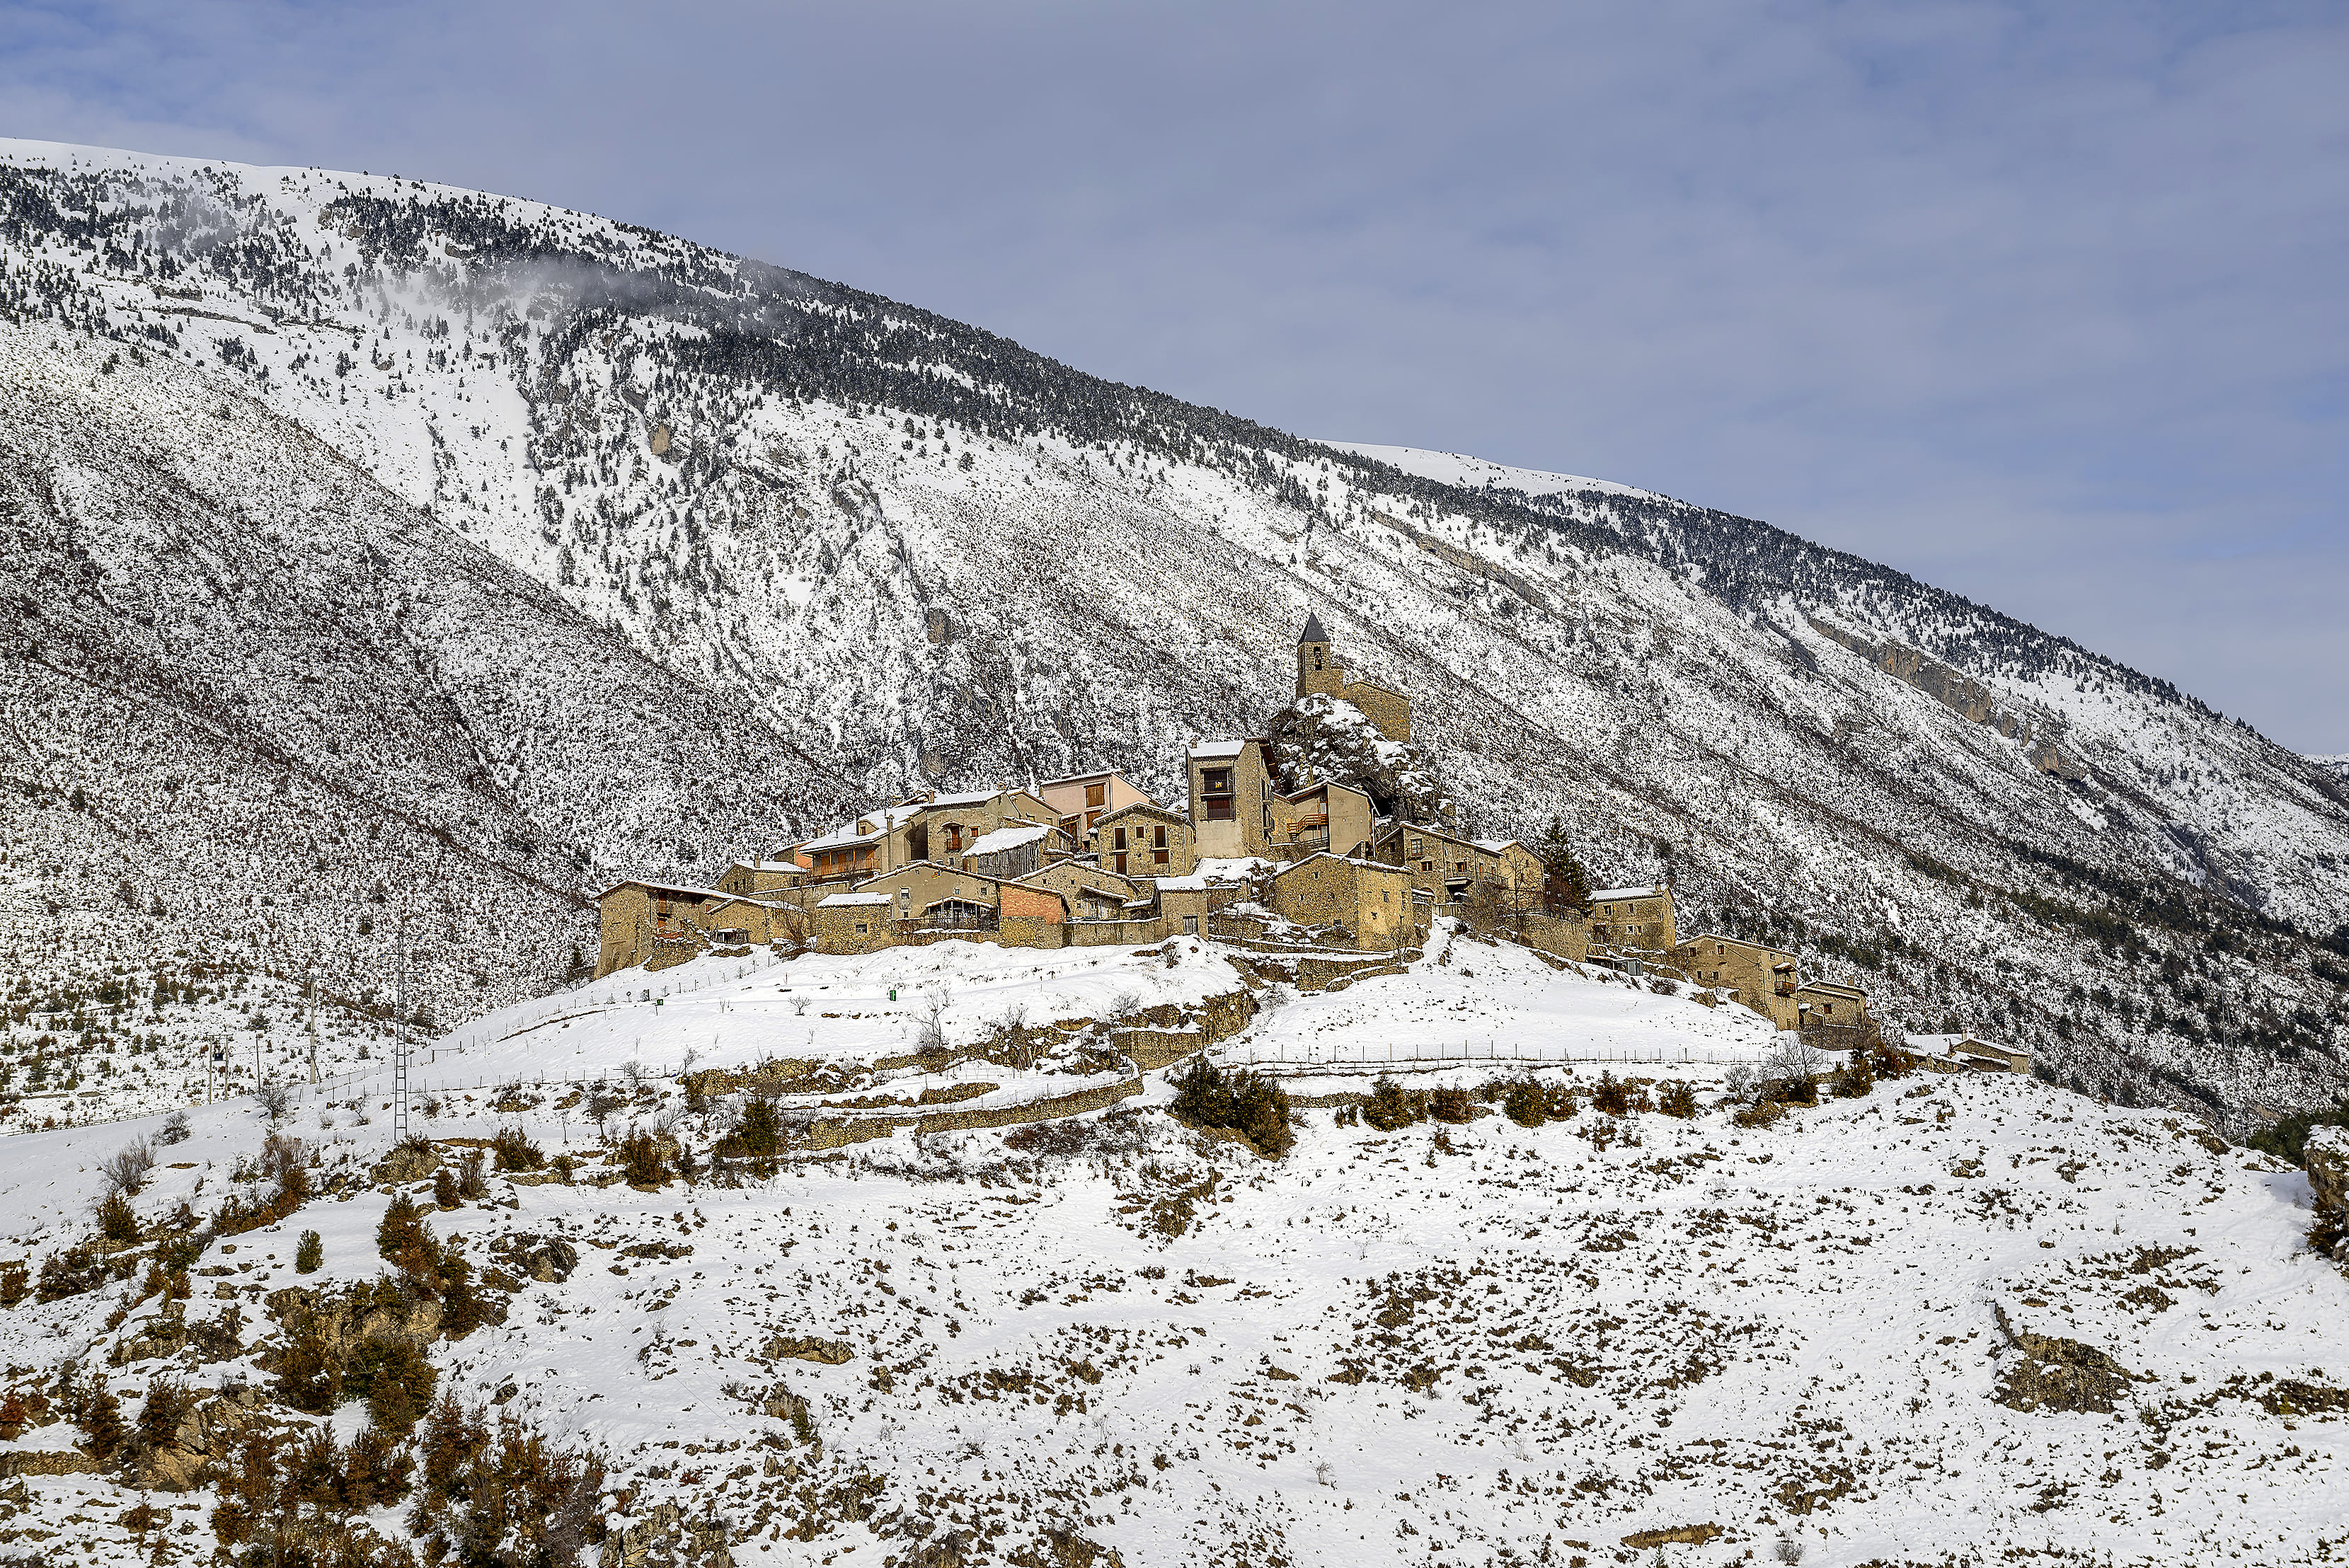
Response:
[[5, 0, 2345, 752]]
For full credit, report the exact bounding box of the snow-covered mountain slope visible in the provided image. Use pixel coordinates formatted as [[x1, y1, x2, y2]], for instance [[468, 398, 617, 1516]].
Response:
[[3, 935, 2345, 1567], [2, 139, 2346, 1127]]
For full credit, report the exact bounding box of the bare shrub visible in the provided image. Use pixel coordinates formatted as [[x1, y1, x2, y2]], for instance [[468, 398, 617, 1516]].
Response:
[[99, 1138, 155, 1197], [255, 1078, 294, 1123], [155, 1109, 190, 1147]]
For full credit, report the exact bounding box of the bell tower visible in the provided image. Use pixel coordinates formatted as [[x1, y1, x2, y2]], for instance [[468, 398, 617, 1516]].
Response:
[[1296, 613, 1341, 700]]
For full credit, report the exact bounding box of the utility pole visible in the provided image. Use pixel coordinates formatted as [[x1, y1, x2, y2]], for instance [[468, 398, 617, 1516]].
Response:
[[306, 966, 321, 1085]]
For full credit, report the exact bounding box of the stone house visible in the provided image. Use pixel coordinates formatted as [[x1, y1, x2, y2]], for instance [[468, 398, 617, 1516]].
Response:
[[1038, 769, 1159, 841], [958, 823, 1072, 882], [1091, 802, 1195, 878], [1019, 860, 1149, 922], [812, 863, 1072, 954], [1263, 853, 1421, 950], [1188, 738, 1276, 860], [1379, 822, 1544, 911], [597, 880, 798, 976], [717, 860, 808, 898], [1587, 885, 1677, 959], [790, 788, 1059, 884], [1295, 613, 1412, 743], [1674, 933, 1800, 1029], [1796, 979, 1871, 1032], [1273, 780, 1377, 861], [1909, 1032, 2032, 1074]]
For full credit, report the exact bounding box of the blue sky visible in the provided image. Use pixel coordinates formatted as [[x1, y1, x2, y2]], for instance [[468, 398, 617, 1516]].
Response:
[[7, 1, 2345, 752]]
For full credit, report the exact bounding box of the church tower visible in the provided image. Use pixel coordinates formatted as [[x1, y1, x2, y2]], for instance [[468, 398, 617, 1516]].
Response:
[[1296, 613, 1343, 701]]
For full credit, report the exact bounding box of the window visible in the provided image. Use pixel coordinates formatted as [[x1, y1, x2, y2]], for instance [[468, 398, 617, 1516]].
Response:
[[1202, 768, 1231, 795], [1152, 826, 1167, 848], [1206, 797, 1234, 821], [1154, 847, 1170, 865], [1113, 827, 1127, 850], [853, 922, 868, 935], [1086, 783, 1106, 808]]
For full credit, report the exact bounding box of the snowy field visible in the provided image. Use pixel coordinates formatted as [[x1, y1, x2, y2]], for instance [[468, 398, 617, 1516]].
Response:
[[0, 930, 2340, 1566]]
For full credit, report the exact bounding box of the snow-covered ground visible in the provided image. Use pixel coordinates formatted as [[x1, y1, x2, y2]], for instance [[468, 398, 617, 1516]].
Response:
[[0, 932, 2344, 1567]]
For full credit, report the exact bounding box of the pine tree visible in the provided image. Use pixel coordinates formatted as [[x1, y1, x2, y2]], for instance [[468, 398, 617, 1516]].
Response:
[[80, 1385, 125, 1459], [1534, 814, 1591, 913]]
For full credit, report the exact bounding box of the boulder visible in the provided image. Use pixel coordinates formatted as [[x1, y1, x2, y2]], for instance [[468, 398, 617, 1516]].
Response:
[[373, 1142, 440, 1184]]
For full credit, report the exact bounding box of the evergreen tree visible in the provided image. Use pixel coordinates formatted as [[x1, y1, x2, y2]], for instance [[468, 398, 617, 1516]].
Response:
[[1534, 814, 1592, 912]]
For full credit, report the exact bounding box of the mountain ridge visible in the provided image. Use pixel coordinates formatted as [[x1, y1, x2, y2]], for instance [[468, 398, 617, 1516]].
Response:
[[2, 138, 2345, 1127]]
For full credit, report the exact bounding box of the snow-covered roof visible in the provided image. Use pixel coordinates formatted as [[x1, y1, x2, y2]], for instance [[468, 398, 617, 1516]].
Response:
[[927, 788, 1010, 808], [731, 860, 803, 874], [1590, 886, 1666, 901], [1269, 852, 1408, 879], [818, 892, 892, 908], [1470, 838, 1524, 854], [1193, 856, 1275, 881], [965, 824, 1050, 857], [599, 879, 732, 901], [1189, 739, 1249, 760], [798, 826, 881, 853]]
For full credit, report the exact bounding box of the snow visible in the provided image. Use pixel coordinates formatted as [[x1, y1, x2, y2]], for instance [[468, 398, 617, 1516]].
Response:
[[963, 824, 1052, 857], [0, 929, 2343, 1565], [1188, 740, 1250, 759], [1590, 885, 1667, 901], [1320, 439, 1662, 501]]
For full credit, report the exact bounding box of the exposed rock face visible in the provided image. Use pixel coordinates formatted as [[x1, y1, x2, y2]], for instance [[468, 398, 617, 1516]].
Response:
[[2305, 1126, 2349, 1212], [136, 1385, 268, 1493], [1265, 694, 1456, 828], [613, 1499, 731, 1568], [373, 1143, 442, 1184], [1994, 1308, 2137, 1414], [764, 1335, 854, 1364]]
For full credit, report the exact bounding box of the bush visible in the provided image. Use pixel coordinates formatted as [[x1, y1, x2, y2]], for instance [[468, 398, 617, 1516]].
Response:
[[1170, 1058, 1294, 1157], [1428, 1087, 1474, 1125], [133, 1378, 193, 1457], [155, 1109, 190, 1147], [1361, 1076, 1422, 1131], [456, 1148, 488, 1200], [295, 1230, 323, 1274], [1503, 1080, 1546, 1128], [619, 1131, 667, 1186], [79, 1385, 125, 1459], [1658, 1080, 1699, 1118], [729, 1098, 781, 1160], [256, 1078, 294, 1122], [99, 1138, 155, 1197], [352, 1339, 437, 1435], [433, 1169, 459, 1209], [2249, 1099, 2349, 1167], [1832, 1056, 1875, 1098], [492, 1127, 546, 1172], [95, 1192, 140, 1244], [1590, 1073, 1632, 1116], [378, 1194, 438, 1279]]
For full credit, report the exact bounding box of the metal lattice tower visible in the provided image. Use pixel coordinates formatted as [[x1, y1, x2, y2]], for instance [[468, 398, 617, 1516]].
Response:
[[392, 942, 411, 1142]]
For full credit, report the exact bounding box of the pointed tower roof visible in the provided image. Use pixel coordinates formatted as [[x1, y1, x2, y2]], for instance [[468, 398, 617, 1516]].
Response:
[[1298, 612, 1328, 645]]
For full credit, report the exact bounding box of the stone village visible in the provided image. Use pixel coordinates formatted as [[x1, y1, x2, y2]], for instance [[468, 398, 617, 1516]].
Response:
[[585, 618, 1986, 1062]]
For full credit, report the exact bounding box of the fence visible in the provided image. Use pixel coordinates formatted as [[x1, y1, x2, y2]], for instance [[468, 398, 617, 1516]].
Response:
[[1207, 1037, 1761, 1075]]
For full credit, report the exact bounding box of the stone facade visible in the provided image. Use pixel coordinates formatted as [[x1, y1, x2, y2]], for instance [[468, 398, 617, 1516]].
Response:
[[1587, 885, 1677, 959], [1796, 979, 1871, 1030], [1265, 853, 1421, 950], [1382, 822, 1544, 911], [1273, 780, 1377, 862], [1295, 613, 1412, 743], [1674, 933, 1799, 1029], [1091, 802, 1195, 878], [1188, 738, 1275, 860], [599, 880, 785, 976], [1038, 768, 1158, 841], [716, 860, 808, 898]]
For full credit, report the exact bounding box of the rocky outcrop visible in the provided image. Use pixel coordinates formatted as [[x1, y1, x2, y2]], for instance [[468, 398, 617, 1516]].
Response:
[[1992, 1306, 2136, 1414], [2305, 1126, 2349, 1211], [612, 1499, 731, 1568]]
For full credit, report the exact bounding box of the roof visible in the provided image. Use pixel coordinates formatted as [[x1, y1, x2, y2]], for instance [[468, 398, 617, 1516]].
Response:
[[1798, 979, 1868, 997], [1268, 852, 1411, 880], [818, 892, 893, 908], [729, 860, 803, 874], [1189, 739, 1251, 760], [1470, 838, 1527, 855], [1590, 885, 1667, 901], [797, 826, 881, 853], [1039, 767, 1132, 787], [926, 789, 1004, 808], [1299, 611, 1328, 644], [1679, 931, 1793, 955], [964, 824, 1052, 857], [1093, 800, 1189, 824], [1280, 780, 1373, 805], [1194, 856, 1276, 880], [598, 879, 732, 902]]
